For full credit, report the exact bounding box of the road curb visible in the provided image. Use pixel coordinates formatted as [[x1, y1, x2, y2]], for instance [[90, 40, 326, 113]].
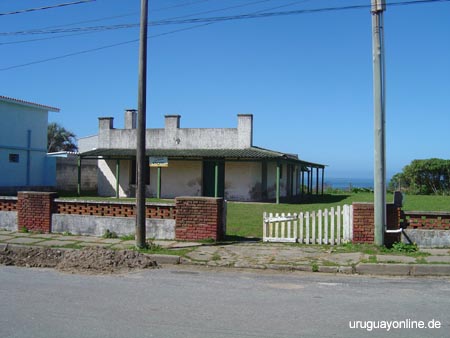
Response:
[[410, 264, 450, 276], [356, 263, 411, 276], [355, 263, 450, 276], [148, 254, 181, 265]]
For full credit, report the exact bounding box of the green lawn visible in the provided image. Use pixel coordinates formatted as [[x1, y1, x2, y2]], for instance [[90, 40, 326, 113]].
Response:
[[226, 193, 450, 239], [59, 192, 450, 240]]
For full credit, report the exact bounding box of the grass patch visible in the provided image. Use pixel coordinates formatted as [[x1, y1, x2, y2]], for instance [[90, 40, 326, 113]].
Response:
[[212, 253, 221, 261], [120, 234, 135, 241], [226, 192, 377, 238], [226, 193, 450, 239], [138, 247, 193, 257], [401, 194, 450, 212], [334, 242, 430, 258], [102, 229, 118, 239], [137, 242, 193, 257]]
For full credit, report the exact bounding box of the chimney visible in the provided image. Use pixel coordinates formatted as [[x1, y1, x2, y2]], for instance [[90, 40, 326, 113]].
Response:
[[165, 115, 181, 130], [237, 114, 253, 148], [124, 109, 137, 129], [98, 117, 113, 131]]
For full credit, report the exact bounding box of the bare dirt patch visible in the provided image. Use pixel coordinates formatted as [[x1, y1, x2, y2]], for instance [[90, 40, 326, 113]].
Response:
[[0, 245, 157, 274]]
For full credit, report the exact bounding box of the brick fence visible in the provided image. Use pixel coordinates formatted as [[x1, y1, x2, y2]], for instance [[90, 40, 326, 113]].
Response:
[[403, 211, 450, 230], [0, 196, 17, 211], [54, 200, 176, 219], [352, 203, 402, 246], [175, 197, 225, 241], [8, 192, 224, 241], [17, 192, 57, 233]]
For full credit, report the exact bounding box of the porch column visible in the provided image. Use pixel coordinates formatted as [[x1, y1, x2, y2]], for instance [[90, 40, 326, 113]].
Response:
[[157, 167, 162, 199], [276, 162, 281, 204], [307, 169, 311, 194], [214, 162, 219, 198], [77, 156, 82, 196], [316, 167, 319, 195], [115, 159, 120, 198], [321, 167, 325, 195], [261, 161, 268, 200], [301, 170, 305, 195]]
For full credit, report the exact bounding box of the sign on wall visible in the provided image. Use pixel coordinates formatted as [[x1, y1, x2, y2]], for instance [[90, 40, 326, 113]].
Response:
[[149, 157, 168, 167]]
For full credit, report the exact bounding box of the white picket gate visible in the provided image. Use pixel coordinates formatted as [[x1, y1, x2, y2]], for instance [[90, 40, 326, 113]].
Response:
[[263, 205, 353, 244]]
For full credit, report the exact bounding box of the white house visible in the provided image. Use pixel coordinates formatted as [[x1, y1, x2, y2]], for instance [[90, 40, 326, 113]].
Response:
[[0, 95, 59, 194], [78, 111, 325, 202]]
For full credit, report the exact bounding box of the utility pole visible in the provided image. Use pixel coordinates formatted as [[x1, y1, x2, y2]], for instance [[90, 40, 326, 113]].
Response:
[[136, 0, 148, 249], [372, 0, 386, 246]]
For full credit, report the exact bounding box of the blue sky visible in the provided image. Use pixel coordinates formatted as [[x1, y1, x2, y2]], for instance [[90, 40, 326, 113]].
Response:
[[1, 0, 449, 180]]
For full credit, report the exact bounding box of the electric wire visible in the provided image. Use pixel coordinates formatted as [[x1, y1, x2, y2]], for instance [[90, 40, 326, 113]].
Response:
[[0, 0, 286, 44], [0, 0, 95, 16], [0, 0, 277, 37], [0, 0, 448, 71], [2, 0, 448, 37], [0, 0, 310, 70]]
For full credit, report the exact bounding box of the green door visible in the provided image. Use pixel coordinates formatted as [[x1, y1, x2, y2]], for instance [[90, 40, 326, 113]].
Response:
[[203, 161, 225, 197]]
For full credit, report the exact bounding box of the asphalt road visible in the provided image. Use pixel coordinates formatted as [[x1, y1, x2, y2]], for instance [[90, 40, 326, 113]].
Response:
[[1, 266, 449, 338]]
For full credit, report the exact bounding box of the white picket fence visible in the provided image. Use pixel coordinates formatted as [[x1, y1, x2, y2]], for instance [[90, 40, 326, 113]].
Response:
[[263, 205, 353, 244]]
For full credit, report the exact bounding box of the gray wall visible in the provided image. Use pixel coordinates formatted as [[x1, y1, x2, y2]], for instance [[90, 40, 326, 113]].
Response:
[[56, 156, 98, 192], [77, 135, 98, 153], [52, 214, 175, 240], [403, 229, 450, 248], [0, 211, 18, 231], [84, 113, 253, 150]]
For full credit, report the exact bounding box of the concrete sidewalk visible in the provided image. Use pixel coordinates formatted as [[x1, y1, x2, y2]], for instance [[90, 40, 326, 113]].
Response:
[[1, 229, 450, 276]]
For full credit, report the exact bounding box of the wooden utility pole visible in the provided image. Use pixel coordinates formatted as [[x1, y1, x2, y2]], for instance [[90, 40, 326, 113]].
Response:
[[372, 0, 386, 246], [136, 0, 148, 249]]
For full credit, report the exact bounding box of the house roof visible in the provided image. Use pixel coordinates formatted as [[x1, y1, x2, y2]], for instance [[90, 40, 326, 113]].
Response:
[[0, 95, 60, 112], [80, 146, 325, 168]]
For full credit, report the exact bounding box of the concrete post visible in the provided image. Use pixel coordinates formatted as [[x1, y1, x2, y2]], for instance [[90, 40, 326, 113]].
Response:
[[237, 114, 253, 148], [124, 109, 137, 129]]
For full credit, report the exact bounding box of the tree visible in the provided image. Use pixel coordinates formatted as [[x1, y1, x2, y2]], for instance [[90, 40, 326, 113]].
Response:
[[47, 122, 78, 153], [389, 158, 450, 195]]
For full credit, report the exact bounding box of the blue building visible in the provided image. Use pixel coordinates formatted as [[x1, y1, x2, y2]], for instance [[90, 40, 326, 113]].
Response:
[[0, 95, 60, 194]]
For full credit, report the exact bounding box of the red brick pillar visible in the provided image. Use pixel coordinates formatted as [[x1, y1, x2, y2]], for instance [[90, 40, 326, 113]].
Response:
[[17, 192, 57, 233], [175, 197, 224, 241], [352, 202, 402, 245], [352, 203, 375, 244]]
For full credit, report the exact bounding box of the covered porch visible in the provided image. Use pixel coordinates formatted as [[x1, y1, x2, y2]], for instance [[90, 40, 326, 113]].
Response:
[[78, 147, 325, 203]]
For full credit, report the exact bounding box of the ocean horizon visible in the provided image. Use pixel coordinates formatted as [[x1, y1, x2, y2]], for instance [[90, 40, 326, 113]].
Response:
[[325, 178, 374, 190]]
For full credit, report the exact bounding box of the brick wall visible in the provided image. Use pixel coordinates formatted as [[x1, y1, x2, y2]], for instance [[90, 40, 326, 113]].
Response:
[[352, 203, 401, 245], [352, 203, 374, 244], [0, 197, 17, 211], [175, 197, 225, 241], [12, 193, 223, 241], [54, 200, 175, 219], [17, 192, 57, 233], [403, 211, 450, 230]]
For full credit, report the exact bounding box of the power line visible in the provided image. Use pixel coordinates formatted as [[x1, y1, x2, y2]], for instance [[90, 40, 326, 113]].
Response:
[[2, 0, 448, 37], [152, 0, 216, 12], [1, 0, 448, 71], [0, 0, 308, 70], [0, 0, 95, 16], [149, 0, 450, 26], [0, 0, 218, 36], [0, 0, 276, 37]]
